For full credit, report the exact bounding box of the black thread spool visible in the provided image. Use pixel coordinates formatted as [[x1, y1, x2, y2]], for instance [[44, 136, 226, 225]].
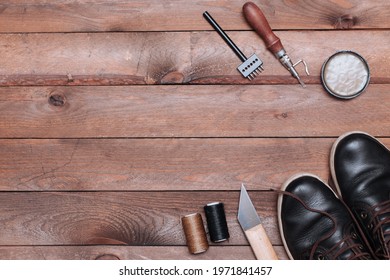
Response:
[[204, 202, 230, 243]]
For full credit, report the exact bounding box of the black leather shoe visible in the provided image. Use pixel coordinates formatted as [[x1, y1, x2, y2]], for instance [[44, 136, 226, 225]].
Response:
[[278, 174, 372, 260], [331, 131, 390, 259]]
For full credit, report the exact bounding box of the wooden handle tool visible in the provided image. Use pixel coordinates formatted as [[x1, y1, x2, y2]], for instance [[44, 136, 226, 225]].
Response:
[[242, 2, 283, 54], [245, 224, 278, 260], [242, 2, 309, 87], [238, 184, 278, 260]]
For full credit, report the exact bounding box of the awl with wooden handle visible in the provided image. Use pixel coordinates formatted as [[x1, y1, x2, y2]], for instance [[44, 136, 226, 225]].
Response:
[[238, 184, 278, 260], [242, 2, 309, 87]]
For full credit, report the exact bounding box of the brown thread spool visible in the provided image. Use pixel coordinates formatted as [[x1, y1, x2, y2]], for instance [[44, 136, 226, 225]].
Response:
[[181, 213, 209, 254]]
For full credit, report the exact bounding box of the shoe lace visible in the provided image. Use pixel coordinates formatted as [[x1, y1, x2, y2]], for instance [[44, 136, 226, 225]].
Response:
[[319, 234, 368, 260], [368, 200, 390, 258], [278, 190, 371, 260]]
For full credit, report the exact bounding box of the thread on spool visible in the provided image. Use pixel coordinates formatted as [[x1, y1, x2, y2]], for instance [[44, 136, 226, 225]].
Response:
[[181, 213, 209, 254], [204, 202, 230, 243]]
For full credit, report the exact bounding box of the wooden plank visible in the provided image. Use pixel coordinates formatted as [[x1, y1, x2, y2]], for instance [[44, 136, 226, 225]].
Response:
[[0, 31, 388, 86], [0, 191, 280, 246], [0, 85, 389, 138], [0, 245, 288, 260], [0, 0, 389, 32], [2, 138, 390, 191]]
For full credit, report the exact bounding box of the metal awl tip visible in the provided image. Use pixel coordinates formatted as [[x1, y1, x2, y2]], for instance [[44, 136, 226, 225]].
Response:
[[297, 76, 306, 88]]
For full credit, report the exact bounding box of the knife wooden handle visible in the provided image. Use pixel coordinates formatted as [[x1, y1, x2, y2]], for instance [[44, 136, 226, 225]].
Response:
[[245, 224, 278, 260]]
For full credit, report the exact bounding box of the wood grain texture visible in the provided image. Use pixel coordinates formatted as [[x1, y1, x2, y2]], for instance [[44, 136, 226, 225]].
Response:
[[0, 138, 333, 191], [2, 138, 390, 192], [0, 191, 280, 247], [0, 0, 389, 32], [0, 31, 389, 86], [0, 85, 389, 138], [0, 245, 288, 260], [244, 224, 278, 260], [1, 0, 389, 262]]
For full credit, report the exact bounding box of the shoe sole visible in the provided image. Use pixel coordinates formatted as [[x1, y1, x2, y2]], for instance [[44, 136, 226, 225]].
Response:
[[329, 131, 390, 199], [277, 173, 339, 260]]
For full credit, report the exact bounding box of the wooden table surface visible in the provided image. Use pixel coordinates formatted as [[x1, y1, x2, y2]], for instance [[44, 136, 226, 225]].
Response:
[[0, 0, 389, 260]]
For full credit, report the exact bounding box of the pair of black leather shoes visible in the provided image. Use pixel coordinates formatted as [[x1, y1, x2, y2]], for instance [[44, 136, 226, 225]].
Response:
[[278, 132, 390, 260]]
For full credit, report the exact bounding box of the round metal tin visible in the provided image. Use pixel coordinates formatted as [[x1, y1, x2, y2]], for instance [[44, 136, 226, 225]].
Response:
[[321, 51, 370, 99]]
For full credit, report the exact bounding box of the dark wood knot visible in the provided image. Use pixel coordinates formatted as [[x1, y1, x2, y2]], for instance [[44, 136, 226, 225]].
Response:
[[95, 254, 120, 260], [49, 93, 66, 107], [160, 71, 184, 84], [335, 15, 357, 29], [275, 112, 288, 119]]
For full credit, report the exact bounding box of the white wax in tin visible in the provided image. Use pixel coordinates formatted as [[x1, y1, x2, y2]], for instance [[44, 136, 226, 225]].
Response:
[[323, 52, 369, 97]]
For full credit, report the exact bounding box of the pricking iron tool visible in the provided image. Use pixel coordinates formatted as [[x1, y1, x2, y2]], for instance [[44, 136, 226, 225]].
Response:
[[203, 11, 264, 80], [243, 2, 309, 87]]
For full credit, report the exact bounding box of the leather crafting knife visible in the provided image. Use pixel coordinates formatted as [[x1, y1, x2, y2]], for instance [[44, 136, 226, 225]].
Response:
[[238, 184, 278, 260]]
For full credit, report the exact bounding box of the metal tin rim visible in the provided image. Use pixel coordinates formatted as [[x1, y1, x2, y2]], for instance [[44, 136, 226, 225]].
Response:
[[320, 50, 370, 99]]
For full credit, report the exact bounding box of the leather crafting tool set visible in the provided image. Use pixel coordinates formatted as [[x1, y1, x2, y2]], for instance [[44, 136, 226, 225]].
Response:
[[182, 184, 277, 259], [204, 1, 370, 98], [204, 2, 309, 86], [182, 1, 373, 260]]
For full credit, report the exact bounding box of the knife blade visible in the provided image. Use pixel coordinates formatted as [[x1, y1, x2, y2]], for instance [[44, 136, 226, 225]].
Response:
[[238, 184, 278, 260]]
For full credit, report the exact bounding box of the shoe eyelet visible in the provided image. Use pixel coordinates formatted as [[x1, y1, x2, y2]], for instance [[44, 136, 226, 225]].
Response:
[[358, 245, 364, 250], [360, 211, 368, 219], [367, 223, 373, 229], [351, 232, 358, 239], [317, 254, 324, 260]]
